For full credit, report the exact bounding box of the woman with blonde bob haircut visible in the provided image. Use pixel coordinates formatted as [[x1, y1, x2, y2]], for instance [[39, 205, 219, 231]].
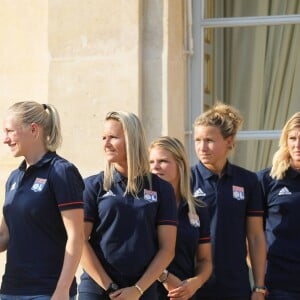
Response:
[[257, 112, 300, 299], [149, 136, 212, 300], [79, 111, 177, 300]]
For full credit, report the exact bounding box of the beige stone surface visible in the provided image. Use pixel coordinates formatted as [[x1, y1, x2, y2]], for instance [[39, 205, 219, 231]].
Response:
[[142, 0, 186, 143], [0, 0, 49, 283], [48, 0, 143, 176]]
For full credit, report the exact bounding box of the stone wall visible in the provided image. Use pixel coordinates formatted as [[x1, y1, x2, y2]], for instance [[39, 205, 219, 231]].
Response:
[[0, 0, 186, 283]]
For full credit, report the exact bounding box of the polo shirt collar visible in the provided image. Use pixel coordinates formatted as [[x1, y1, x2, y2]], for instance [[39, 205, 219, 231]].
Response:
[[113, 168, 128, 184], [19, 151, 56, 171], [286, 167, 300, 178], [197, 160, 233, 179]]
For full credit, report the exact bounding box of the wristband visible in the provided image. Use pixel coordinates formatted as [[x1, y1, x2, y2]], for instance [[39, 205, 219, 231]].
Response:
[[158, 269, 169, 283], [106, 282, 119, 295], [134, 284, 144, 296], [252, 286, 266, 295]]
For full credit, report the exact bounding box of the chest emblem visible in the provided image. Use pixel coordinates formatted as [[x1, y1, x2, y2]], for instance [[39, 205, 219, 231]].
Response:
[[232, 185, 245, 200], [103, 190, 116, 197], [31, 177, 47, 192], [144, 189, 157, 202], [10, 182, 17, 191], [193, 188, 206, 197], [278, 187, 292, 195]]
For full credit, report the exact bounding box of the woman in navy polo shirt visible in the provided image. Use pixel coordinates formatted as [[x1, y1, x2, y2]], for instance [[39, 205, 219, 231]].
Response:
[[149, 136, 212, 300], [78, 111, 177, 300], [191, 103, 267, 300], [0, 101, 84, 300], [257, 112, 300, 300]]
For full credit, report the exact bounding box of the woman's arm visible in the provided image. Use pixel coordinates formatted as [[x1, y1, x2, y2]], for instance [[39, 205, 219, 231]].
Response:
[[0, 217, 9, 252], [111, 224, 177, 300], [80, 221, 112, 290], [189, 242, 212, 292], [51, 208, 84, 300], [167, 242, 212, 299], [247, 216, 267, 300]]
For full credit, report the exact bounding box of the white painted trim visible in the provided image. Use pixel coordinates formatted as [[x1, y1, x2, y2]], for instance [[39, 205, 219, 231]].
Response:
[[201, 14, 300, 28], [237, 130, 281, 140]]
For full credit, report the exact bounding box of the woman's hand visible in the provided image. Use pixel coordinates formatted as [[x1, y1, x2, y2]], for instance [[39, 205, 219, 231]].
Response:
[[109, 286, 142, 300], [167, 278, 199, 300], [51, 288, 70, 300], [162, 272, 181, 291]]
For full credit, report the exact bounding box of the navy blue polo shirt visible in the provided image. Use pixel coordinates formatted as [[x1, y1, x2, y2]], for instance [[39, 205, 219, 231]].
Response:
[[191, 161, 264, 298], [1, 151, 84, 296], [79, 170, 178, 298], [168, 199, 210, 280], [257, 167, 300, 293], [158, 198, 211, 299]]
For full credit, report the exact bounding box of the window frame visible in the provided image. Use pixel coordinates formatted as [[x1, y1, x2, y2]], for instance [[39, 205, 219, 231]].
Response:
[[186, 0, 300, 164]]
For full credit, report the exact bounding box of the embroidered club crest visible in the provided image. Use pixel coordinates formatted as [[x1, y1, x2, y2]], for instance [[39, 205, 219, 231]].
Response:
[[31, 177, 47, 192], [144, 189, 158, 202], [232, 185, 245, 201]]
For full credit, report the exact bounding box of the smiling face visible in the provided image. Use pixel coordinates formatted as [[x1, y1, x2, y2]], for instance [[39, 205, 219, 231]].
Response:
[[149, 146, 180, 194], [287, 127, 300, 169], [194, 125, 233, 174], [3, 114, 33, 158], [102, 119, 127, 173]]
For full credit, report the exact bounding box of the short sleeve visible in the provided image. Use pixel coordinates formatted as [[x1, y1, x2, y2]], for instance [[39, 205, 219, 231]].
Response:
[[83, 173, 103, 223], [50, 159, 84, 211], [197, 205, 211, 244], [152, 175, 178, 227], [246, 172, 264, 217]]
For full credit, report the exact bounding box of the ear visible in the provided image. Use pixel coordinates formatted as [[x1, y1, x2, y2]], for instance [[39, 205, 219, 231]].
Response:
[[30, 123, 40, 137], [226, 135, 234, 149]]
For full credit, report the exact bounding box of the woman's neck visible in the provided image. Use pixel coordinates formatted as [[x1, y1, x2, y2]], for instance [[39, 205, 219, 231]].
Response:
[[114, 163, 128, 177], [25, 148, 47, 168], [290, 160, 300, 171], [204, 161, 227, 176]]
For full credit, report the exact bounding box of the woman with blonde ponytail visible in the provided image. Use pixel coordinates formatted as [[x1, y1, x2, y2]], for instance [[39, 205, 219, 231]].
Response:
[[257, 112, 300, 299], [0, 101, 84, 300]]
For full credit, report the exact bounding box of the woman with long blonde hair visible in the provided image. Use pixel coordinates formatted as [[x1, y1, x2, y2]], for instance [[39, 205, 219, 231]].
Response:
[[78, 111, 177, 300], [149, 136, 212, 299], [257, 112, 300, 299]]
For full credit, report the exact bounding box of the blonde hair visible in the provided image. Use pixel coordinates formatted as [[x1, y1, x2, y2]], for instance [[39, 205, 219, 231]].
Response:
[[194, 102, 243, 149], [8, 101, 62, 151], [103, 111, 151, 197], [149, 136, 204, 214], [270, 112, 300, 180]]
